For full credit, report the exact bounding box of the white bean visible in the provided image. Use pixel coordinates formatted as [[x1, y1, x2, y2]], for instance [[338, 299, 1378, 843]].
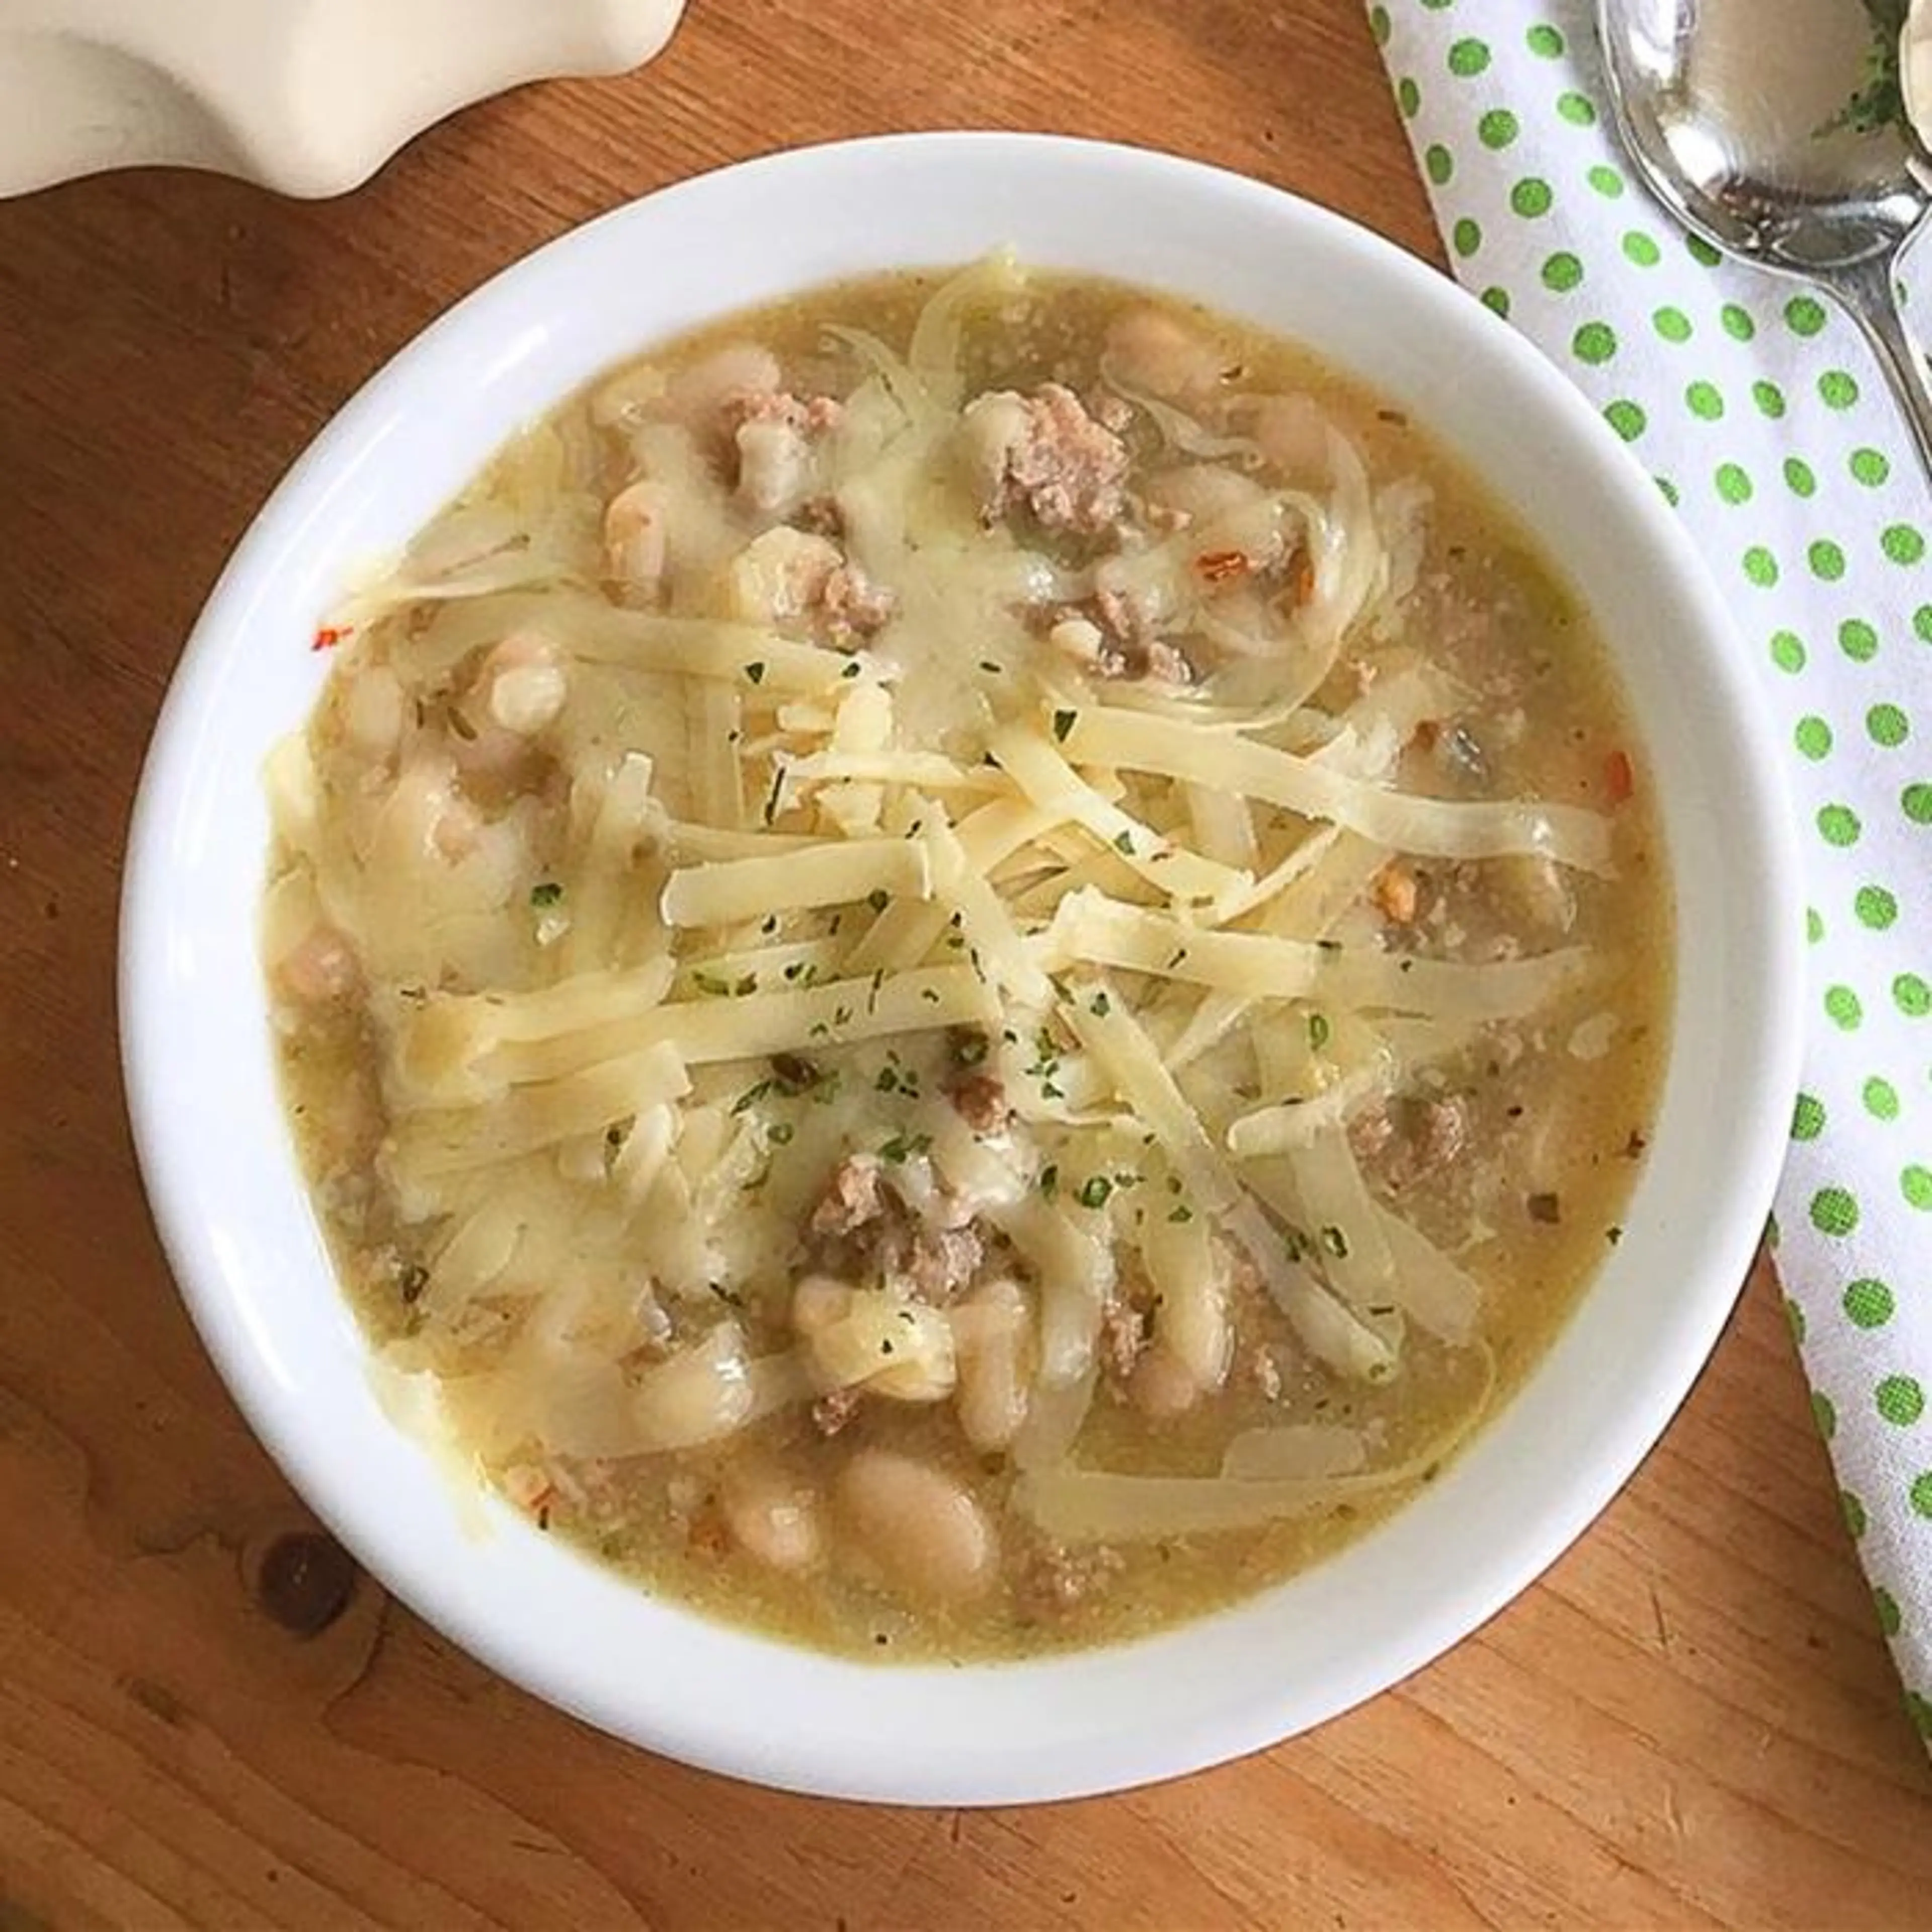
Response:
[[725, 526, 840, 623], [1104, 308, 1223, 403], [663, 343, 780, 425], [1129, 1343, 1199, 1421], [953, 1277, 1032, 1452], [604, 478, 671, 588], [720, 1464, 823, 1573], [429, 790, 484, 861], [835, 1451, 995, 1604], [1243, 393, 1329, 484], [957, 390, 1030, 506], [734, 419, 811, 516], [274, 922, 359, 1004], [481, 631, 567, 737]]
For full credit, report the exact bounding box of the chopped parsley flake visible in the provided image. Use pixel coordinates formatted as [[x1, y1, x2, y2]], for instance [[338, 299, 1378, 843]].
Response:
[[745, 661, 766, 684], [1077, 1174, 1114, 1211], [1307, 1011, 1331, 1051], [529, 881, 564, 909], [1038, 1163, 1060, 1199], [1052, 709, 1076, 743]]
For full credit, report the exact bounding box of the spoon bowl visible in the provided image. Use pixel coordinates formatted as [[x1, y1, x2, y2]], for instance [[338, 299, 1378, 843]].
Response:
[[1599, 0, 1932, 470]]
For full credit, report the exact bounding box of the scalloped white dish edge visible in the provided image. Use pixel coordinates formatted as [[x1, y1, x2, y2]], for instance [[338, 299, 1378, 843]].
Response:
[[0, 0, 685, 198]]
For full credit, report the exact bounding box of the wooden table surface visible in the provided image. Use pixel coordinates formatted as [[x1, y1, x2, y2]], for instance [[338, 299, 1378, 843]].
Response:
[[3, 3, 1929, 1925]]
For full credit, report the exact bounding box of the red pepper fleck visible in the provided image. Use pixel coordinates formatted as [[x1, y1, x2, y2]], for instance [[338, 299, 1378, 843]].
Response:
[[1604, 749, 1634, 804], [312, 625, 352, 653], [1194, 548, 1249, 584]]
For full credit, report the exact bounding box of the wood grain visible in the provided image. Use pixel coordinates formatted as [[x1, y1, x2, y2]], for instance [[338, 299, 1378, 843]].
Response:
[[0, 2, 1926, 1924]]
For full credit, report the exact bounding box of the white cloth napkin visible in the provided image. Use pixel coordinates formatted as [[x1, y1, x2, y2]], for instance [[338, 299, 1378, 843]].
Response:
[[1370, 0, 1932, 1743]]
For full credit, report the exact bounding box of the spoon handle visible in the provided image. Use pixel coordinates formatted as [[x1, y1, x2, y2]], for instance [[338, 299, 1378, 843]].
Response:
[[1829, 255, 1932, 488]]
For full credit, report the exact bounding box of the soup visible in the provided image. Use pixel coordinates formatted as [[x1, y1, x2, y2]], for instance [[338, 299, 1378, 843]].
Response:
[[264, 260, 1671, 1659]]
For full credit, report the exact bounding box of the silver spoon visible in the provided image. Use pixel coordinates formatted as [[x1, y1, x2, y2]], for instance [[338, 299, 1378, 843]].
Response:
[[1599, 0, 1932, 476]]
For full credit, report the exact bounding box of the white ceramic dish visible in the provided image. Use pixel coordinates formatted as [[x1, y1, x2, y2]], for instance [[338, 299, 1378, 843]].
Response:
[[120, 132, 1804, 1806], [0, 0, 685, 199]]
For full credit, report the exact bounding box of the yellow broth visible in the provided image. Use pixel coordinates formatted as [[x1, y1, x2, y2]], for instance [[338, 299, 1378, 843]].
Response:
[[270, 266, 1672, 1660]]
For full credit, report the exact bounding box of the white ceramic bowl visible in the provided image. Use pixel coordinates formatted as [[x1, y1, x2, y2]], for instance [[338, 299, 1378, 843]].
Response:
[[120, 132, 1804, 1805]]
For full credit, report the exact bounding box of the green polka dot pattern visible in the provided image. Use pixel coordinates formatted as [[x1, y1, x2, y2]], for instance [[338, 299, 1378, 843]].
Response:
[[1714, 462, 1751, 505], [1572, 320, 1616, 364], [1858, 886, 1899, 929], [1604, 399, 1645, 441], [1786, 295, 1828, 337], [1878, 1377, 1926, 1426], [1373, 0, 1932, 1742]]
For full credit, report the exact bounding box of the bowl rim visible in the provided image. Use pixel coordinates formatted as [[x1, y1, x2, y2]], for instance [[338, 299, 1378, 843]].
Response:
[[118, 129, 1805, 1805]]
